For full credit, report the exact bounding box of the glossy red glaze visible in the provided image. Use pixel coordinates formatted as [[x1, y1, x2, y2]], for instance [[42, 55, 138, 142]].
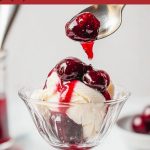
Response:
[[81, 41, 94, 59], [0, 97, 10, 144]]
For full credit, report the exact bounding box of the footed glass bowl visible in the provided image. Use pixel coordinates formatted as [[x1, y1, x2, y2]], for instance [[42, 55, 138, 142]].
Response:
[[18, 86, 130, 150]]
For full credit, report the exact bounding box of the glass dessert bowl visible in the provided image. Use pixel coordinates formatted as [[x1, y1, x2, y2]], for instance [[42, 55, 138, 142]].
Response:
[[18, 85, 130, 150]]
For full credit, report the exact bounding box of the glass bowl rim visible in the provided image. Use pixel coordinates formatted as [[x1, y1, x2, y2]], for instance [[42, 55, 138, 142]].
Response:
[[18, 85, 131, 106]]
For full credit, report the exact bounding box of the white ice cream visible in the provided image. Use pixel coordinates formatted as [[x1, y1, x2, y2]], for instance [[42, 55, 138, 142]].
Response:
[[31, 71, 108, 139]]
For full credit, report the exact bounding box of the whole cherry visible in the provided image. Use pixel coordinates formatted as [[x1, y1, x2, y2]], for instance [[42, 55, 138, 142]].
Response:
[[142, 106, 150, 132], [82, 69, 110, 92], [65, 12, 100, 42], [143, 106, 150, 122], [55, 57, 91, 81], [132, 115, 149, 134]]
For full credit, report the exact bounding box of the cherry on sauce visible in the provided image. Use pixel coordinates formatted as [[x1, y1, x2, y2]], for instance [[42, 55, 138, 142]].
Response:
[[55, 57, 86, 81], [65, 12, 100, 42], [82, 69, 110, 92], [46, 57, 111, 104], [65, 12, 100, 59]]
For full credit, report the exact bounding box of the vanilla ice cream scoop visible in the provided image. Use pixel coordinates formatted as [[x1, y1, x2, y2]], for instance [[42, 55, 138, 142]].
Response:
[[31, 57, 114, 140]]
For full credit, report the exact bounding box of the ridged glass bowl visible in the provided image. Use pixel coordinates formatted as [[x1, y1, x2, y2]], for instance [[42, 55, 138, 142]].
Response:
[[18, 86, 130, 150]]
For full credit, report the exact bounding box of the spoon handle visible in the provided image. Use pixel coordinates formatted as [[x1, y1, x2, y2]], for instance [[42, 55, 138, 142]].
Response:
[[0, 5, 19, 50]]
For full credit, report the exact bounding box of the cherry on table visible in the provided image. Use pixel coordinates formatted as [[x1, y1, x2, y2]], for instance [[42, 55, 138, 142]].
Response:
[[143, 105, 150, 122], [132, 115, 148, 134]]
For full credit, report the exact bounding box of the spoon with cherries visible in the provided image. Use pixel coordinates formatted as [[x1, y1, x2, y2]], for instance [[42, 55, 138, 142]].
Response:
[[65, 4, 125, 59]]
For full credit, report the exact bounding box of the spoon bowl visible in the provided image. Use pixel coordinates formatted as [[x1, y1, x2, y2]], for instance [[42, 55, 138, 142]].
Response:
[[80, 4, 125, 39]]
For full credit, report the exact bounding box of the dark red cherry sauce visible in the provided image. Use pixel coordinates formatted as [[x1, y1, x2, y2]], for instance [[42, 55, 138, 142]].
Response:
[[81, 41, 94, 59], [59, 80, 77, 103], [45, 58, 111, 104], [65, 12, 100, 59]]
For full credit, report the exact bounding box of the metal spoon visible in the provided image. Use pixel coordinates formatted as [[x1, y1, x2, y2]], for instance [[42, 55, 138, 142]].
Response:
[[80, 4, 125, 39], [0, 5, 19, 52]]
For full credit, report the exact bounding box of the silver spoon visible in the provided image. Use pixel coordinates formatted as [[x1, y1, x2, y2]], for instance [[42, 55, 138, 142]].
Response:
[[0, 5, 19, 52], [80, 4, 125, 39]]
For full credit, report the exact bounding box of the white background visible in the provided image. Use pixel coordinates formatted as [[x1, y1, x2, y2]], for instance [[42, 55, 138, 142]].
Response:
[[3, 5, 150, 149]]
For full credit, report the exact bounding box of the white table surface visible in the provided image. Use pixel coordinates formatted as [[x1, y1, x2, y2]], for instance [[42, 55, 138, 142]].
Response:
[[9, 126, 127, 150], [8, 96, 150, 150]]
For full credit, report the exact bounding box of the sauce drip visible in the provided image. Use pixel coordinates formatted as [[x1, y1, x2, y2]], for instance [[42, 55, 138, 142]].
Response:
[[59, 80, 77, 103], [81, 41, 94, 60]]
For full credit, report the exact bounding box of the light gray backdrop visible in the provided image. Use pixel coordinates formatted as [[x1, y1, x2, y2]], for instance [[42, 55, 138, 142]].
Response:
[[4, 5, 150, 147]]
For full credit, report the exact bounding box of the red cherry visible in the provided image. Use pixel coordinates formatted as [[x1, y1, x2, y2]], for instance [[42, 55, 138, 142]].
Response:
[[143, 106, 150, 122], [142, 106, 150, 132], [132, 115, 149, 134], [82, 69, 110, 92], [55, 57, 86, 81], [65, 12, 100, 42]]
